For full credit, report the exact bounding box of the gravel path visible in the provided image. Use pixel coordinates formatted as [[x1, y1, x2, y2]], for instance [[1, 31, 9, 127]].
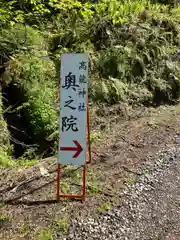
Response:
[[65, 145, 180, 240]]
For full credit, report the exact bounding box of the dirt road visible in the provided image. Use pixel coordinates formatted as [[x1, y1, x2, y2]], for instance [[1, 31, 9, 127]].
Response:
[[66, 146, 180, 240], [1, 105, 180, 239]]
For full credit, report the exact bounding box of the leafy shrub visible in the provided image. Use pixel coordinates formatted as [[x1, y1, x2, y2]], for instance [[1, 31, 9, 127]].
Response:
[[0, 88, 12, 166], [89, 17, 180, 106], [2, 46, 58, 153], [28, 94, 58, 139], [0, 24, 46, 63]]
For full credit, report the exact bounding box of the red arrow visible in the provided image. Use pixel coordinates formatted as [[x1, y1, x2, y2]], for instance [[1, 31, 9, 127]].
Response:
[[60, 140, 83, 158]]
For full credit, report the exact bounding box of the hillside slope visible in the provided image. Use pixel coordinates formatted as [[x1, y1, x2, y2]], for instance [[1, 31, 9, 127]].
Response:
[[1, 1, 180, 162]]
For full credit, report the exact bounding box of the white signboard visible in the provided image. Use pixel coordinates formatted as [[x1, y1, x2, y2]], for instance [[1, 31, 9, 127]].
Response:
[[58, 53, 88, 165]]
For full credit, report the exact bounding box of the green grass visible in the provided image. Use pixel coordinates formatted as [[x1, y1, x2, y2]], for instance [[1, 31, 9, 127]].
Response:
[[19, 223, 30, 234], [123, 177, 137, 184], [90, 131, 100, 144], [37, 228, 53, 240], [95, 201, 113, 214], [61, 181, 70, 194], [53, 216, 69, 234], [87, 181, 99, 195], [0, 214, 10, 223], [0, 156, 38, 168]]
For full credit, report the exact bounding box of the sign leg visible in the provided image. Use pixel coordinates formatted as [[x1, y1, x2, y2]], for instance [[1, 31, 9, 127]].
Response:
[[86, 104, 91, 164], [82, 165, 86, 201], [57, 164, 60, 201]]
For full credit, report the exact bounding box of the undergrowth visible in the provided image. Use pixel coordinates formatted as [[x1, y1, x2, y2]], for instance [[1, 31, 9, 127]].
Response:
[[1, 0, 180, 162]]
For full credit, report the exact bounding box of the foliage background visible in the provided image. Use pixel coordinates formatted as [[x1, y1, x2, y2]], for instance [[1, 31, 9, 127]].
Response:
[[1, 0, 180, 162]]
